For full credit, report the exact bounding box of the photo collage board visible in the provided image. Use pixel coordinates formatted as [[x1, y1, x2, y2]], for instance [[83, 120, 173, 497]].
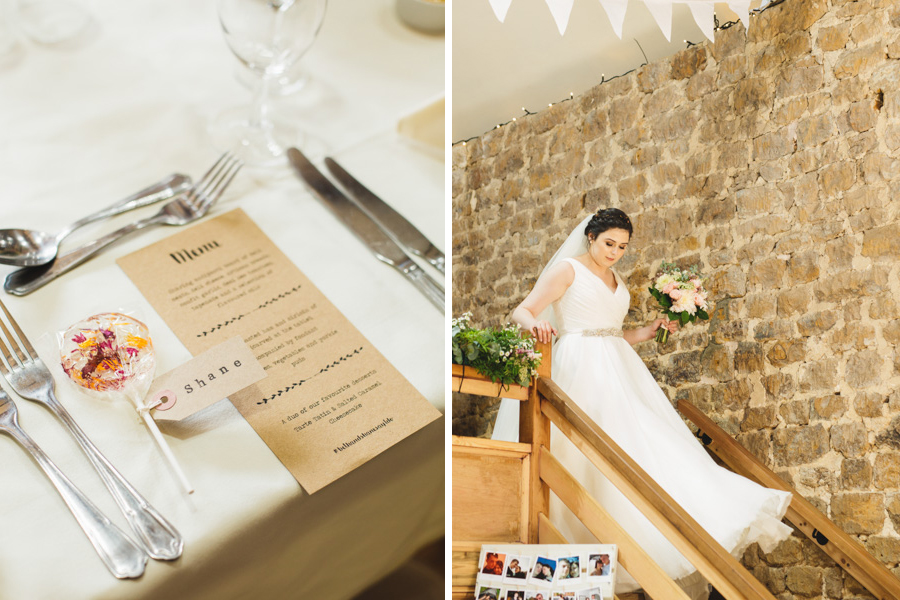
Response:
[[475, 543, 617, 600]]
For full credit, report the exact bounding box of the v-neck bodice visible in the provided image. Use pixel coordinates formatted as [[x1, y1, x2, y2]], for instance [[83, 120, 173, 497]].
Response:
[[552, 257, 630, 335]]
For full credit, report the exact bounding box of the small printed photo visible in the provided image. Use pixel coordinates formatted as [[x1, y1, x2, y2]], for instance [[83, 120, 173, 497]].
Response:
[[577, 588, 604, 600], [480, 552, 507, 578], [504, 589, 526, 600], [525, 591, 547, 600], [556, 555, 581, 581], [477, 585, 501, 600], [528, 556, 557, 586], [551, 593, 576, 600], [504, 554, 531, 581], [588, 553, 612, 578]]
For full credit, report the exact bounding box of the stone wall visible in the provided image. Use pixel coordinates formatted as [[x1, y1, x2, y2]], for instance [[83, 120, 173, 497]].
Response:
[[452, 0, 900, 596]]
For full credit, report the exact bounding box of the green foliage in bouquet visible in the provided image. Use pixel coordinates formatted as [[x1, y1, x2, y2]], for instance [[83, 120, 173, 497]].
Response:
[[451, 313, 542, 387]]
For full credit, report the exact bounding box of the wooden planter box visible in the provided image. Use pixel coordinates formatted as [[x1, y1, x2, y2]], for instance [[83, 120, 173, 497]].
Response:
[[451, 363, 530, 400]]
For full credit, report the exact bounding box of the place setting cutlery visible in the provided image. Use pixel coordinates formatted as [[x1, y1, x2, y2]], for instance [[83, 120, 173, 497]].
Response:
[[0, 151, 247, 576], [323, 157, 445, 275], [4, 153, 243, 296], [286, 147, 445, 312], [0, 173, 191, 268], [0, 295, 184, 576]]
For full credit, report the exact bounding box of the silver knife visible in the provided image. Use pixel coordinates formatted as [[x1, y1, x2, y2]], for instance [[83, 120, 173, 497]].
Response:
[[287, 148, 444, 312], [324, 157, 445, 275]]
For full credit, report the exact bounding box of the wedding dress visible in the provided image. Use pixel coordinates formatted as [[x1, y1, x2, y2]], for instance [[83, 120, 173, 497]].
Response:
[[492, 256, 792, 596]]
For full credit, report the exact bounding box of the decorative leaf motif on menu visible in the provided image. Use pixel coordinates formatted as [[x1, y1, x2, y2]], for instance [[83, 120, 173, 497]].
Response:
[[257, 347, 364, 405], [195, 284, 304, 338]]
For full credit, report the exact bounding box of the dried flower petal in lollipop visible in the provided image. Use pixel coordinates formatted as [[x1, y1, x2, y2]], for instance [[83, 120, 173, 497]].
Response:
[[60, 313, 193, 494]]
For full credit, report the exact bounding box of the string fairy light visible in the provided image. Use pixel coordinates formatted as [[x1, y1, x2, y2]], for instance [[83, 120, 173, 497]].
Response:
[[452, 0, 787, 147]]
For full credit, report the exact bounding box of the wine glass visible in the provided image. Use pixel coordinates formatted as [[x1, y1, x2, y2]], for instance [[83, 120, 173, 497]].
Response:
[[212, 0, 327, 167]]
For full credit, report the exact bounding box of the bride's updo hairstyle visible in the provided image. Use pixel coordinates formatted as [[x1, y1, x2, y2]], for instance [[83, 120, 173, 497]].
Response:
[[584, 208, 633, 241]]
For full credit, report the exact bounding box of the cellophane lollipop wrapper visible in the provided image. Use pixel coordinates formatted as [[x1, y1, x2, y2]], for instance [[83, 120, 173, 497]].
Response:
[[58, 312, 156, 407]]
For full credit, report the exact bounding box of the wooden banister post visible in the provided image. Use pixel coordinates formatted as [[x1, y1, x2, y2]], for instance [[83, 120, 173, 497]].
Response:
[[520, 340, 552, 542]]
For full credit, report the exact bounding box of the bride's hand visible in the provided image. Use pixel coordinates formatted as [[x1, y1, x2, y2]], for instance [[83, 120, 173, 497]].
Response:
[[531, 321, 558, 344], [652, 318, 678, 334]]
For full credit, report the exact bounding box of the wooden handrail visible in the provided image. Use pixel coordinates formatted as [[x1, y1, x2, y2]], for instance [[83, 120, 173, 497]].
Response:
[[451, 434, 531, 455], [537, 513, 567, 544], [538, 377, 776, 600], [539, 447, 692, 600], [534, 340, 552, 378], [678, 399, 900, 600]]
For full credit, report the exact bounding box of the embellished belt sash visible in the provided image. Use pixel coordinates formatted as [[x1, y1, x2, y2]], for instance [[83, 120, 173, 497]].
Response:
[[561, 328, 624, 338]]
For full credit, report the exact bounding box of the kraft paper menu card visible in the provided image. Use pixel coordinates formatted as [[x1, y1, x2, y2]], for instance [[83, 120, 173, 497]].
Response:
[[117, 208, 441, 493]]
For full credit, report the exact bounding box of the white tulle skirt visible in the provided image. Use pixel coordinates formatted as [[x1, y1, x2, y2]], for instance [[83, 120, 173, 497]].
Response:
[[493, 334, 792, 596]]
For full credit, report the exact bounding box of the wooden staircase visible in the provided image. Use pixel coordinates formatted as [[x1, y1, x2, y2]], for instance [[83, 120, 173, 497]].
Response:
[[452, 342, 900, 600]]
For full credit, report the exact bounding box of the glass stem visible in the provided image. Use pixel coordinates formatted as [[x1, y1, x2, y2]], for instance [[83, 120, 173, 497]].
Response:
[[251, 73, 273, 131]]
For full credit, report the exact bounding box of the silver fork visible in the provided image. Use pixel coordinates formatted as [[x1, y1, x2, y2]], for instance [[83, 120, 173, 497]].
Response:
[[0, 390, 148, 578], [0, 298, 183, 560], [4, 153, 244, 296]]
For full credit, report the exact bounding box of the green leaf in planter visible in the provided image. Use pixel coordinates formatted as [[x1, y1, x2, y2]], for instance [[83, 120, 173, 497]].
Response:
[[450, 317, 543, 386]]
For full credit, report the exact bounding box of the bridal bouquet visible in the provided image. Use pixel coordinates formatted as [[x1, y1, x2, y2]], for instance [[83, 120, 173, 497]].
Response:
[[452, 313, 542, 387], [648, 261, 710, 343]]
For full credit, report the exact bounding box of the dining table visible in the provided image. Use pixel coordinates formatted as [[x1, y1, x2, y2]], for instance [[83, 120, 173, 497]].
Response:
[[0, 1, 445, 598]]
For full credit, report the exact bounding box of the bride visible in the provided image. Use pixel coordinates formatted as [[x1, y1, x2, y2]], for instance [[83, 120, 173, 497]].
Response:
[[492, 208, 792, 598]]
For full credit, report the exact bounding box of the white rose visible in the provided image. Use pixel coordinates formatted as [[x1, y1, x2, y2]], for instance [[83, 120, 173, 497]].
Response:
[[655, 274, 675, 291]]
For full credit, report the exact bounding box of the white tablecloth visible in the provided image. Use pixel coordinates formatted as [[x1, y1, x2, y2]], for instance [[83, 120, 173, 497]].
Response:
[[0, 2, 445, 598]]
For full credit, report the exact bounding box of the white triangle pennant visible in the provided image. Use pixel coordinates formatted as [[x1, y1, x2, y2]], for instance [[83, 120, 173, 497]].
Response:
[[686, 1, 715, 41], [488, 0, 757, 42], [597, 0, 628, 38], [545, 0, 576, 35], [727, 1, 752, 30], [644, 0, 673, 41], [487, 0, 514, 22]]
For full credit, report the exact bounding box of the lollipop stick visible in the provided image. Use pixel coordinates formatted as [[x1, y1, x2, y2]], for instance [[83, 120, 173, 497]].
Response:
[[139, 411, 194, 495]]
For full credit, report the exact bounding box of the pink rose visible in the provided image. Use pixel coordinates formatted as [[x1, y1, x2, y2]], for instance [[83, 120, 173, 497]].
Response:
[[693, 279, 701, 289], [663, 282, 677, 294], [669, 288, 683, 300], [694, 293, 704, 306]]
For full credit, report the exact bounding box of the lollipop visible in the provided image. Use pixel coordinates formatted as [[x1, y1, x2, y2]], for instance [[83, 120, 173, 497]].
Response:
[[60, 313, 193, 494]]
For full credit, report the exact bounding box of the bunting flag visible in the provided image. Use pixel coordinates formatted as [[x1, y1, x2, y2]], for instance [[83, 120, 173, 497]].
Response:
[[645, 0, 674, 41], [486, 0, 753, 41], [487, 0, 514, 22], [546, 0, 577, 34], [686, 1, 714, 41], [597, 0, 628, 37]]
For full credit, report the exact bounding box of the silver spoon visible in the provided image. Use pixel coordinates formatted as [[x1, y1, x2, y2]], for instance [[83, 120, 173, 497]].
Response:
[[0, 173, 191, 267]]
